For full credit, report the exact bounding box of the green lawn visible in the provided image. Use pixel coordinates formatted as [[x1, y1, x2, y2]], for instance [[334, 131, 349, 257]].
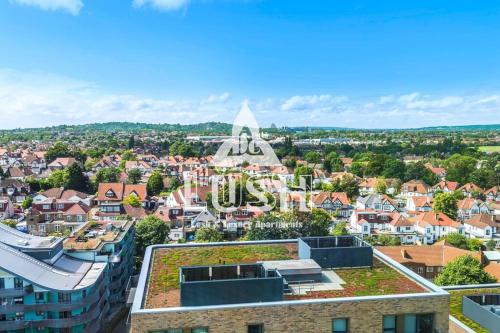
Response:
[[478, 146, 500, 153], [449, 288, 500, 333]]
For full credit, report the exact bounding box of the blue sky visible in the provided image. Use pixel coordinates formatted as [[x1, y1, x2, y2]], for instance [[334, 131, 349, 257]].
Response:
[[1, 0, 500, 129]]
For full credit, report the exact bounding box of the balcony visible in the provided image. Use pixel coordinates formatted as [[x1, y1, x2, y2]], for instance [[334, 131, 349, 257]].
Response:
[[0, 288, 109, 331]]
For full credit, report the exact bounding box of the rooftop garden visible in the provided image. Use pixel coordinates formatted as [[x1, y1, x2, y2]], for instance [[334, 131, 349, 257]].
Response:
[[144, 242, 429, 309], [145, 243, 298, 308], [64, 220, 130, 250], [286, 258, 426, 300], [449, 287, 500, 333]]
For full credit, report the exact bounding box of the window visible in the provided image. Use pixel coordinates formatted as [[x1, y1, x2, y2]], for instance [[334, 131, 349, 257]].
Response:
[[42, 204, 50, 210], [426, 267, 433, 273], [191, 328, 208, 333], [248, 324, 264, 333], [58, 293, 71, 304], [0, 278, 4, 289], [58, 203, 64, 210], [332, 318, 348, 333], [417, 267, 424, 274], [35, 292, 44, 303], [383, 315, 396, 333], [14, 278, 23, 289], [383, 314, 434, 333], [105, 190, 116, 198]]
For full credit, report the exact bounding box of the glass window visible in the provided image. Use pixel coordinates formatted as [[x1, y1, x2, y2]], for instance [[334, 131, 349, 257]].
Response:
[[0, 278, 4, 289], [383, 315, 396, 333], [248, 324, 264, 333], [14, 278, 23, 289], [332, 318, 348, 333], [191, 328, 209, 333]]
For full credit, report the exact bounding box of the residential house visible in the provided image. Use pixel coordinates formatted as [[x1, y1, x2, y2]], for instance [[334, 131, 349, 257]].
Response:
[[0, 196, 14, 221], [33, 187, 94, 206], [457, 198, 490, 221], [431, 180, 459, 194], [350, 209, 409, 239], [311, 192, 353, 218], [27, 199, 91, 235], [47, 157, 78, 170], [406, 196, 433, 215], [485, 186, 500, 202], [463, 213, 499, 239], [413, 212, 463, 244], [166, 186, 211, 208], [340, 157, 353, 170], [359, 178, 398, 195], [0, 179, 30, 204], [270, 165, 294, 184], [186, 167, 218, 186], [458, 182, 483, 197], [356, 194, 398, 212], [425, 163, 446, 180], [96, 183, 148, 220], [402, 180, 431, 197], [377, 243, 482, 279], [125, 160, 153, 176]]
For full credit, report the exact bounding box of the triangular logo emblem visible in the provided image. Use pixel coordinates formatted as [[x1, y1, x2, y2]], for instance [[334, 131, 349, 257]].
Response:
[[211, 101, 281, 167]]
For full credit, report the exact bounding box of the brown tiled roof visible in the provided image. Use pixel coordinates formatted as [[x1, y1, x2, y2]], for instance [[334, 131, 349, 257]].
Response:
[[123, 205, 147, 219], [415, 211, 461, 228], [97, 183, 125, 201], [433, 180, 459, 191], [458, 182, 483, 193], [377, 245, 480, 267], [465, 213, 499, 229], [312, 192, 349, 206]]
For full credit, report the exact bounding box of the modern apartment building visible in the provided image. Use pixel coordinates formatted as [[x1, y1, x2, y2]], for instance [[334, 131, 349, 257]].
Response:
[[0, 222, 109, 333], [63, 219, 135, 309], [130, 236, 450, 333]]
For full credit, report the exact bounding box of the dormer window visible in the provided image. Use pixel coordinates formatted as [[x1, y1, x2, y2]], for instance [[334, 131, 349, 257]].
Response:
[[105, 190, 115, 198], [129, 191, 138, 197]]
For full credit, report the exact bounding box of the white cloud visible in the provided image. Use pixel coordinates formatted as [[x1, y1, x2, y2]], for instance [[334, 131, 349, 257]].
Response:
[[9, 0, 83, 15], [201, 92, 231, 105], [281, 94, 348, 112], [132, 0, 189, 11], [1, 69, 499, 129]]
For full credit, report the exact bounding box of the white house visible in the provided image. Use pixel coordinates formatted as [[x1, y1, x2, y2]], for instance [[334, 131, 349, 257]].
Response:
[[463, 214, 499, 239]]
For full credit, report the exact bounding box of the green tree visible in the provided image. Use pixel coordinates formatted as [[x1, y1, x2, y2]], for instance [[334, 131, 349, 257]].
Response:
[[470, 168, 497, 190], [65, 163, 87, 192], [121, 150, 136, 161], [382, 158, 406, 180], [323, 152, 343, 173], [404, 161, 438, 185], [128, 135, 135, 149], [21, 197, 33, 210], [330, 176, 359, 200], [195, 227, 224, 242], [444, 154, 477, 184], [304, 151, 321, 166], [147, 172, 164, 196], [435, 255, 496, 286], [433, 192, 459, 220], [45, 142, 71, 163], [47, 170, 67, 188], [375, 177, 387, 194], [135, 216, 169, 256], [468, 238, 483, 251], [123, 194, 142, 208], [294, 165, 314, 189], [444, 233, 469, 250], [127, 168, 142, 185], [331, 221, 349, 236], [486, 239, 497, 251], [95, 167, 121, 184]]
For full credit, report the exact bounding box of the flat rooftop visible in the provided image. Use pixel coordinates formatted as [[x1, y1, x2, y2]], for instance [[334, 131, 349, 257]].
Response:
[[142, 240, 429, 309], [448, 286, 500, 333], [0, 222, 61, 249], [64, 219, 132, 250]]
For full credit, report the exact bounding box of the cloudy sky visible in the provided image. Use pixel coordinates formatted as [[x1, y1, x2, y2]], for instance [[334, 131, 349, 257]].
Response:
[[1, 0, 500, 129]]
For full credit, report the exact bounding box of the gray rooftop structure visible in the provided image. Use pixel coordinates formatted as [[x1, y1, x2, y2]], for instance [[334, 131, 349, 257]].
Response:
[[0, 242, 106, 291]]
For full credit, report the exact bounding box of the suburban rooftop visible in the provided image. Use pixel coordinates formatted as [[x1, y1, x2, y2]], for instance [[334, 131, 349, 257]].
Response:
[[139, 237, 438, 310]]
